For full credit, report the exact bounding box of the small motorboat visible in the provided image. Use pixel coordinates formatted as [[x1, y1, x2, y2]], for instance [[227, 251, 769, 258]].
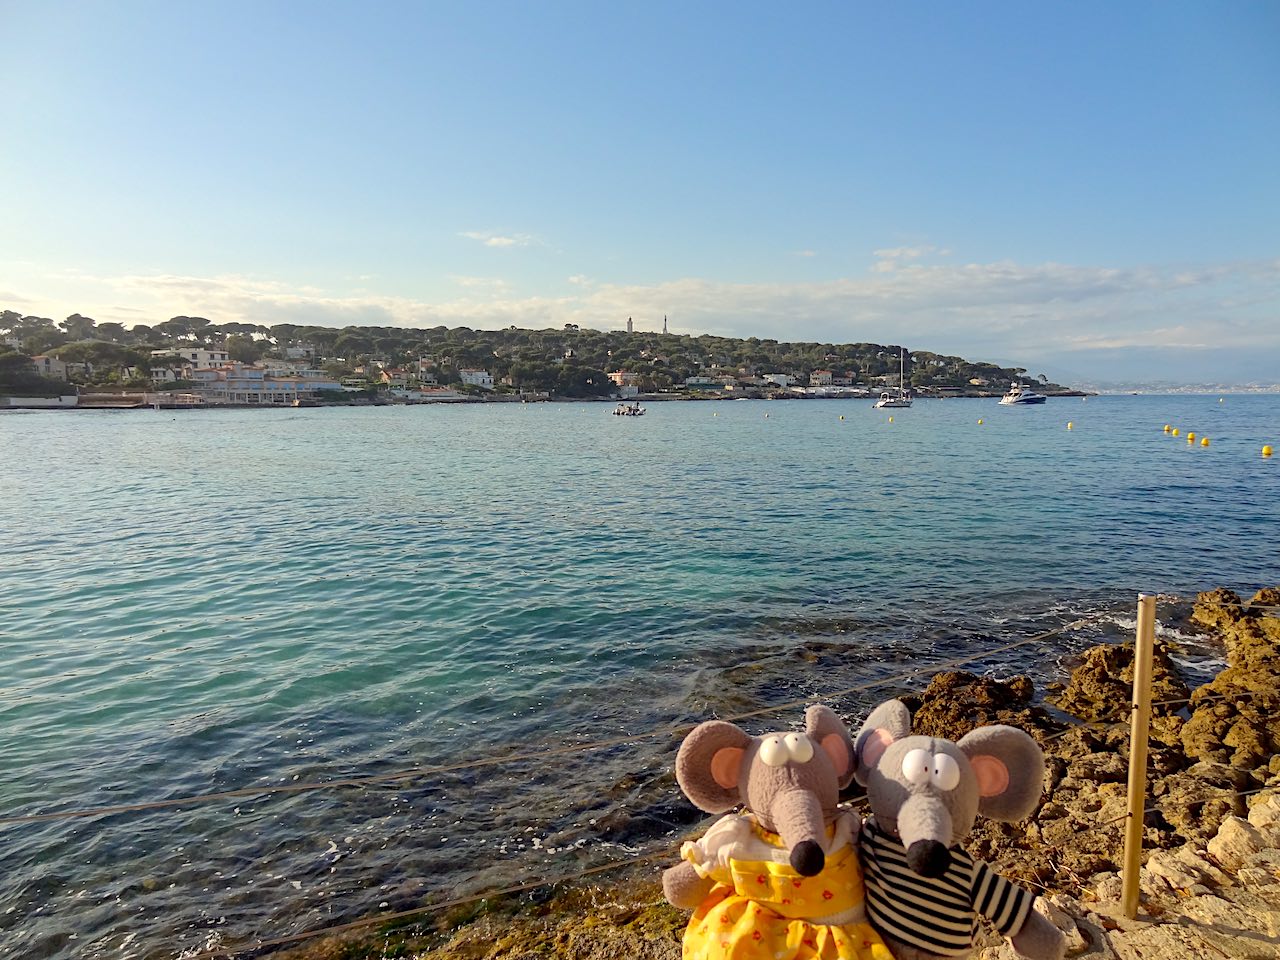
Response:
[[999, 383, 1048, 405], [613, 402, 645, 416]]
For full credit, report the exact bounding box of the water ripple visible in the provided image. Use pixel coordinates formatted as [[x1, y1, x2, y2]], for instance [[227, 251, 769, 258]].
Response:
[[0, 396, 1277, 958]]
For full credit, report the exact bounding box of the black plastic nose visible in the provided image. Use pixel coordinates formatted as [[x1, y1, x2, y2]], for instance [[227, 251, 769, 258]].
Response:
[[790, 840, 825, 877], [906, 839, 952, 878]]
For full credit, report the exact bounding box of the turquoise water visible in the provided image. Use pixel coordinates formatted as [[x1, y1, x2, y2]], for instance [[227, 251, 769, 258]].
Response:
[[1, 395, 1277, 958]]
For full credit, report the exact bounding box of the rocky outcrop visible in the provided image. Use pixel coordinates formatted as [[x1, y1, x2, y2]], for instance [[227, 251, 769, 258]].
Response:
[[901, 671, 1063, 741], [1182, 588, 1280, 770], [1050, 638, 1189, 723]]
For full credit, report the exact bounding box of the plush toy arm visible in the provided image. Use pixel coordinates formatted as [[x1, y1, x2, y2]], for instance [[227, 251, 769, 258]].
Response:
[[1009, 906, 1066, 960], [663, 861, 714, 910]]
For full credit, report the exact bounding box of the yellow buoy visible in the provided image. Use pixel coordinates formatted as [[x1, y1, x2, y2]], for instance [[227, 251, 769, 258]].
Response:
[[1163, 424, 1171, 433], [977, 418, 983, 425], [839, 415, 844, 420], [1265, 445, 1274, 457], [1172, 428, 1180, 436], [1186, 432, 1196, 442], [1200, 437, 1210, 447], [1066, 422, 1073, 430], [888, 416, 894, 423]]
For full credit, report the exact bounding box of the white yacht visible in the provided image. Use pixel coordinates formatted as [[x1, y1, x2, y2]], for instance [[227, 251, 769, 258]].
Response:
[[999, 383, 1048, 405], [872, 347, 913, 409]]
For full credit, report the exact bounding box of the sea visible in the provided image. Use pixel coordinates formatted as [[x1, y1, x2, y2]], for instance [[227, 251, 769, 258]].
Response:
[[1, 394, 1277, 959]]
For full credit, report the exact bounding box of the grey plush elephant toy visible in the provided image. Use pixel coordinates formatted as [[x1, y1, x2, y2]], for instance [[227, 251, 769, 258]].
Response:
[[663, 705, 893, 960], [853, 700, 1065, 960]]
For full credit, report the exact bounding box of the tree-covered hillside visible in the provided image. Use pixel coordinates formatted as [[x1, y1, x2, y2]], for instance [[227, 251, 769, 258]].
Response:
[[0, 309, 1068, 395]]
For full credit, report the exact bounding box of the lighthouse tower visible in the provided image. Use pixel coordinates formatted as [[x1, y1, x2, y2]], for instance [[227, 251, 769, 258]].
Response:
[[662, 315, 668, 335], [626, 317, 633, 334]]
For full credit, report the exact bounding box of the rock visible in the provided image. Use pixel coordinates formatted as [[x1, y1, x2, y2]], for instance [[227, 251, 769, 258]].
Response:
[[1095, 873, 1123, 903], [1247, 792, 1280, 834], [1040, 894, 1089, 955], [907, 671, 1062, 741], [1191, 588, 1246, 633], [1206, 816, 1265, 872], [1151, 760, 1248, 843], [1170, 843, 1233, 887], [1144, 849, 1208, 890], [1069, 753, 1128, 783], [1051, 639, 1189, 724], [1138, 867, 1170, 898]]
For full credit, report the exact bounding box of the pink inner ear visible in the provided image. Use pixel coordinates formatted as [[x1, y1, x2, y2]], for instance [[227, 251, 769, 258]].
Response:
[[971, 755, 1011, 797], [861, 729, 895, 770], [820, 734, 849, 777], [710, 747, 744, 790]]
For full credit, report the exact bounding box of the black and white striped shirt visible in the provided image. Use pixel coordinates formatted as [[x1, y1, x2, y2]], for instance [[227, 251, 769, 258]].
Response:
[[860, 817, 1035, 956]]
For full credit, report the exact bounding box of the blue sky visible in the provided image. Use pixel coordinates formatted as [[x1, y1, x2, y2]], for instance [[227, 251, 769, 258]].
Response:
[[2, 1, 1276, 383]]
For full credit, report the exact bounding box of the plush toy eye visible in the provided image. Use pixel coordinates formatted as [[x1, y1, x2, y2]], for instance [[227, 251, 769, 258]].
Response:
[[760, 736, 789, 767], [902, 748, 932, 786], [783, 733, 814, 763], [932, 754, 961, 791]]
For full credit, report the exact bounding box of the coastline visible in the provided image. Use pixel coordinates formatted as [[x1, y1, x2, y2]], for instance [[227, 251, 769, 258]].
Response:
[[5, 390, 1099, 411], [269, 587, 1280, 960]]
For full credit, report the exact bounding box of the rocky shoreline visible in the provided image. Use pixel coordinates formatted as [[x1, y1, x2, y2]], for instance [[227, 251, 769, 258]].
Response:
[[278, 588, 1280, 960]]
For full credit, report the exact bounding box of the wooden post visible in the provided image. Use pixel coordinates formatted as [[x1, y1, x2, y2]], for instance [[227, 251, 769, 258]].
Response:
[[1121, 593, 1157, 919]]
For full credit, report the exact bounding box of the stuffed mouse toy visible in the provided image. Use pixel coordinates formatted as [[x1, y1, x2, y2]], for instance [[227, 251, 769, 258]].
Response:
[[663, 705, 892, 960], [852, 699, 1065, 960]]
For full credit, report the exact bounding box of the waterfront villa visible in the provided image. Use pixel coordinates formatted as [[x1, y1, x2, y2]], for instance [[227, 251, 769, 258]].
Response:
[[190, 362, 341, 404], [153, 347, 229, 369], [460, 369, 495, 389]]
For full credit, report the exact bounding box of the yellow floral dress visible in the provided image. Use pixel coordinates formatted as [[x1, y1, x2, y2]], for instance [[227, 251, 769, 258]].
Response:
[[679, 809, 892, 960]]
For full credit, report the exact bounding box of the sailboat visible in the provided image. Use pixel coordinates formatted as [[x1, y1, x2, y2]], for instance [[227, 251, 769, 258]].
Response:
[[873, 347, 913, 408]]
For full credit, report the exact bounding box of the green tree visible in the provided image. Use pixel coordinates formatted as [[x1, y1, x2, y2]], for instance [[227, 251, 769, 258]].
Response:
[[226, 334, 263, 363], [60, 313, 97, 340]]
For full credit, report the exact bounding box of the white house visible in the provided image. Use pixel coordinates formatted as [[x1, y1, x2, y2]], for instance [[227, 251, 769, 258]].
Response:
[[809, 369, 834, 386], [608, 370, 645, 387], [155, 347, 228, 369], [31, 355, 68, 380], [763, 373, 792, 388], [460, 369, 494, 389]]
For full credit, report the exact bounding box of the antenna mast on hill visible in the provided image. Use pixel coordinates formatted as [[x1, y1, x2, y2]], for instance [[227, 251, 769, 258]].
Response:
[[663, 315, 668, 335]]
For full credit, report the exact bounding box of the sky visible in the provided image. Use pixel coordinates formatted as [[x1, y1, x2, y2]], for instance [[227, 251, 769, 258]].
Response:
[[1, 1, 1277, 384]]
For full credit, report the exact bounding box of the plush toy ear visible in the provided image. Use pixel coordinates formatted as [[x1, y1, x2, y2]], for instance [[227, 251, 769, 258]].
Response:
[[805, 704, 856, 789], [675, 720, 753, 813], [853, 700, 912, 786], [956, 725, 1045, 822]]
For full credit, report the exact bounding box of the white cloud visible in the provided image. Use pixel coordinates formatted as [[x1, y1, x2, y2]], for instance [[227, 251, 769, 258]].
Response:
[[459, 230, 535, 248], [871, 244, 951, 272], [449, 275, 510, 291], [6, 254, 1276, 381]]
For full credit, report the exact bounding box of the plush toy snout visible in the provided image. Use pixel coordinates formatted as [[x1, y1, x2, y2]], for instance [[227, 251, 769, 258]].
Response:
[[907, 838, 951, 877], [791, 839, 825, 876]]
